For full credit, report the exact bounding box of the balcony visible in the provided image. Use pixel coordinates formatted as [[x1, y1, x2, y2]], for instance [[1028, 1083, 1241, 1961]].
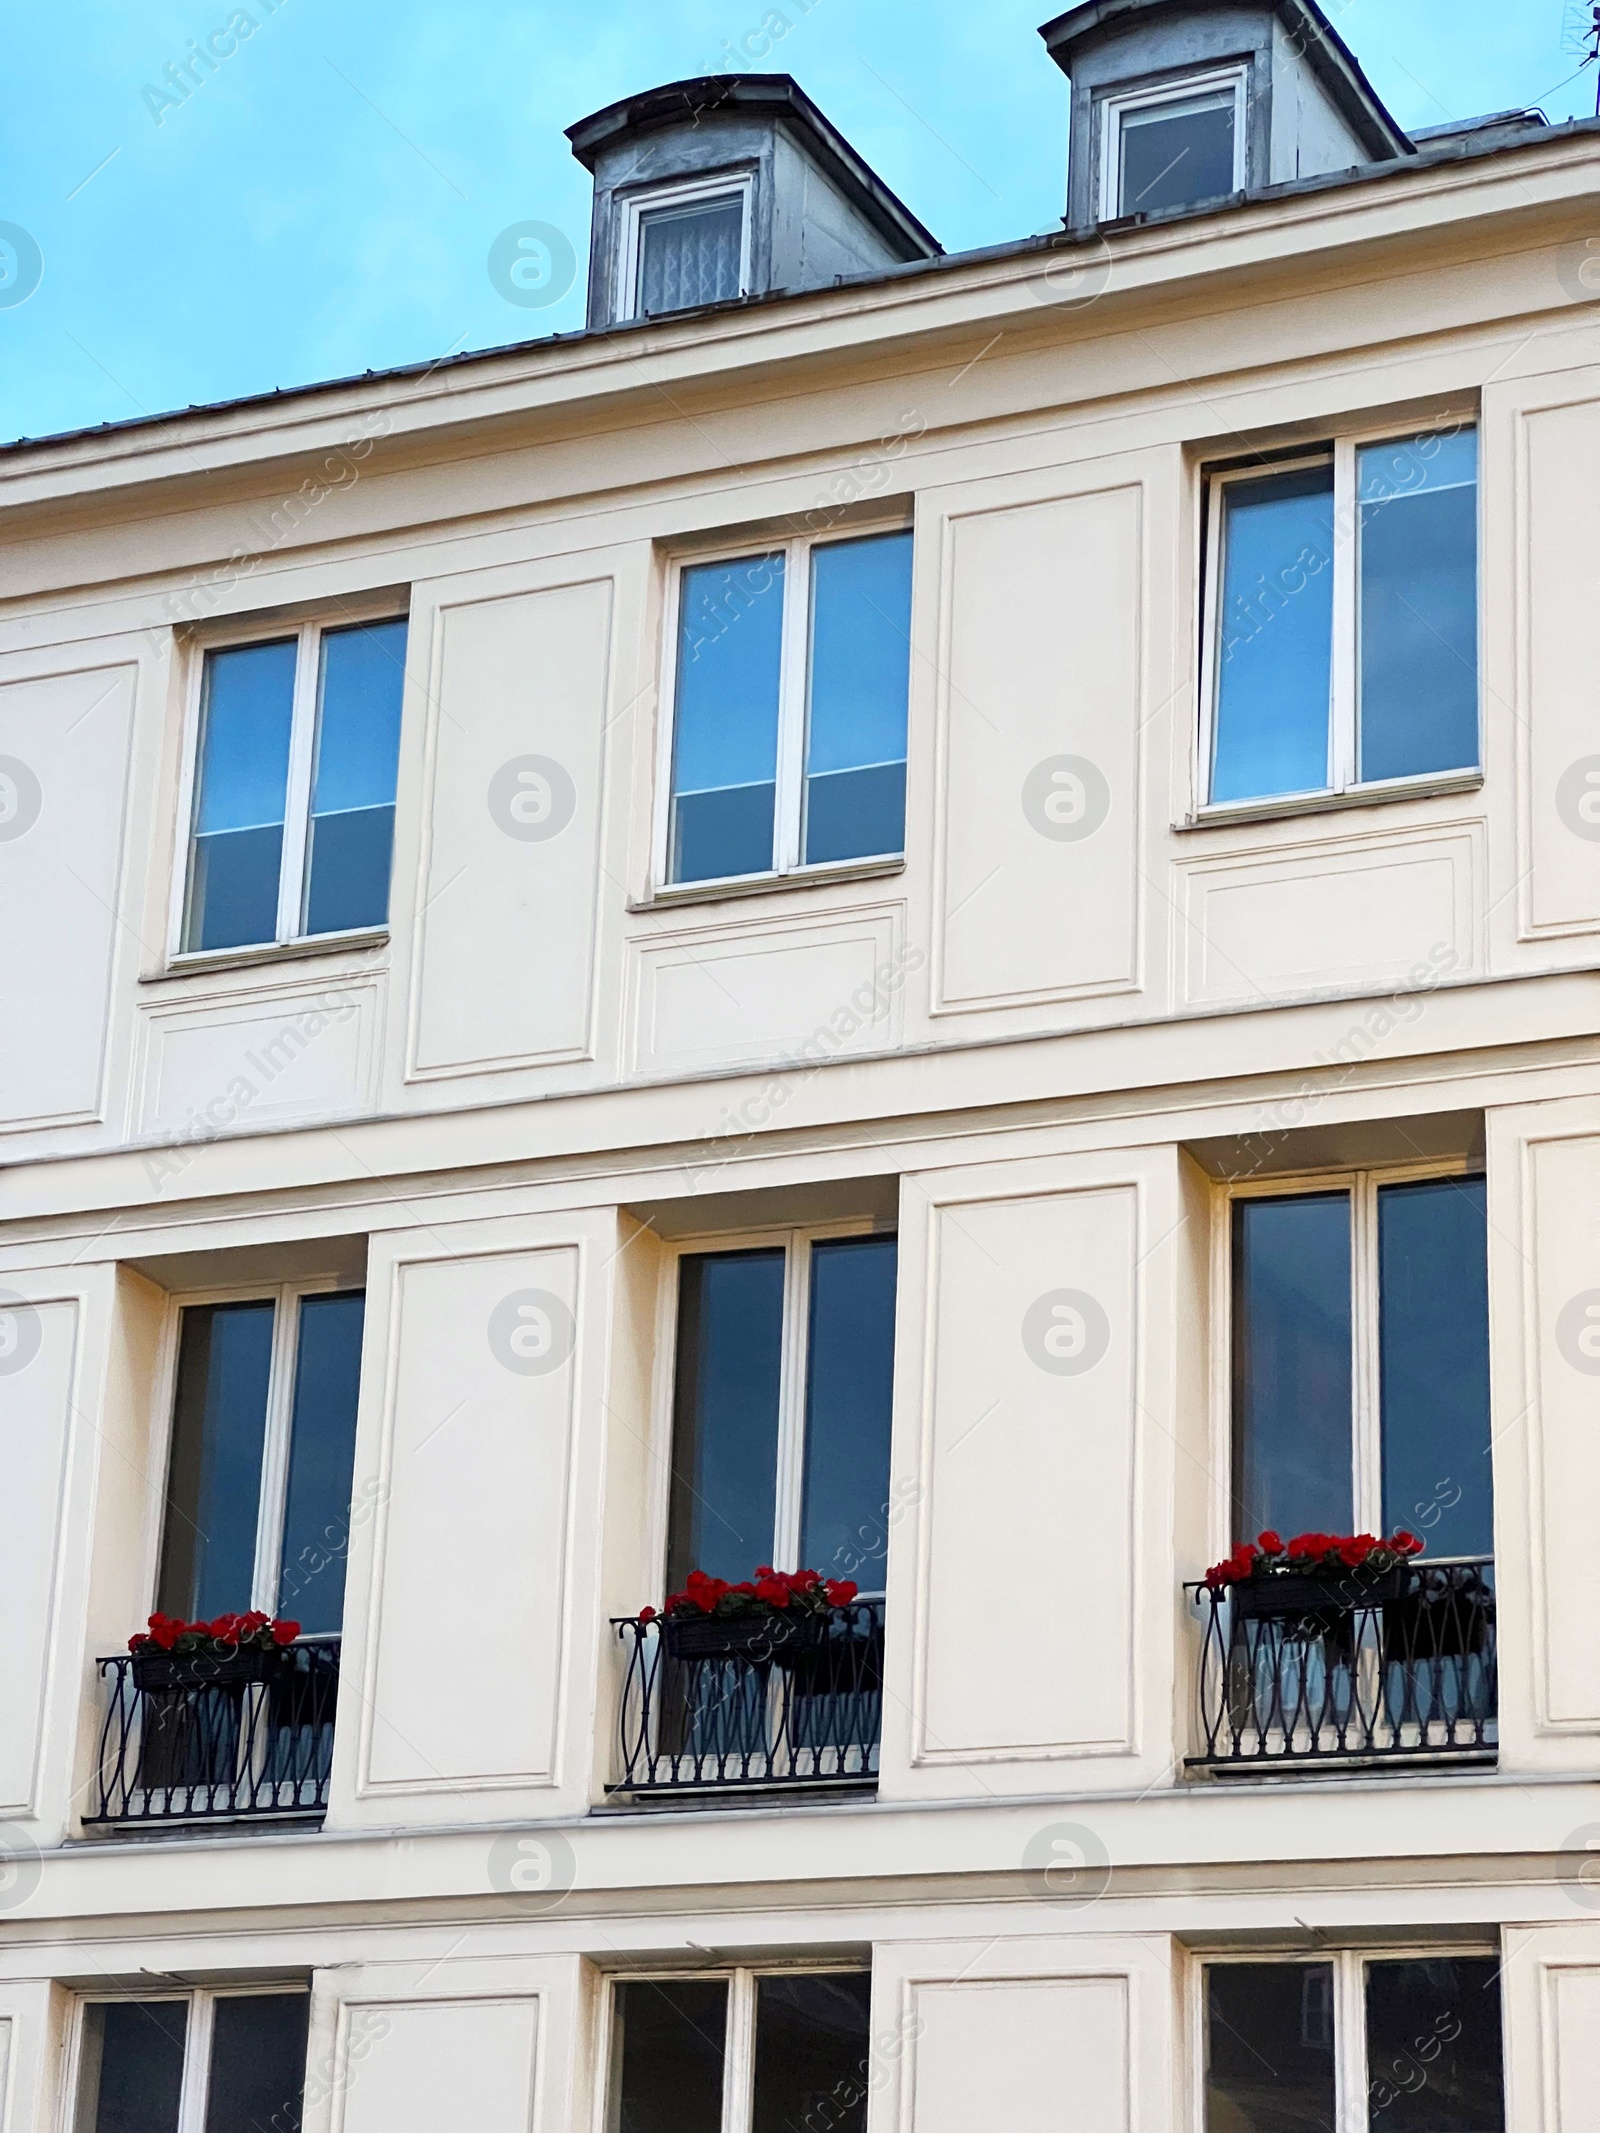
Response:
[[610, 1599, 883, 1797], [86, 1637, 340, 1828], [1188, 1560, 1496, 1773]]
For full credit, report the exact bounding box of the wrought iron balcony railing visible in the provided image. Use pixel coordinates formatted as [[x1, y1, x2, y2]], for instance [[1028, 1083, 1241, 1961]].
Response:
[[1189, 1560, 1496, 1772], [610, 1600, 884, 1797], [86, 1636, 340, 1827]]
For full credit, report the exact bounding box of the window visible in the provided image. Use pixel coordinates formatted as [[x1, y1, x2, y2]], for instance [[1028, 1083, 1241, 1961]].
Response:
[[1229, 1172, 1492, 1554], [666, 1230, 897, 1592], [606, 1969, 872, 2133], [662, 529, 913, 887], [1101, 69, 1247, 219], [1202, 425, 1479, 808], [1203, 1953, 1504, 2133], [619, 175, 752, 319], [157, 1285, 365, 1633], [181, 614, 406, 954], [73, 1989, 309, 2133]]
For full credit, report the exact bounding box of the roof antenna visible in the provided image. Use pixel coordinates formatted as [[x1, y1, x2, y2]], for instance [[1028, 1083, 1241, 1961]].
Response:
[[1585, 5, 1600, 116]]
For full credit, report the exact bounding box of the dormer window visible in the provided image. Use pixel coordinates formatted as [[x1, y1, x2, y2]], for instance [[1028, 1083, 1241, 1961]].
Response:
[[1100, 67, 1247, 219], [618, 173, 753, 319]]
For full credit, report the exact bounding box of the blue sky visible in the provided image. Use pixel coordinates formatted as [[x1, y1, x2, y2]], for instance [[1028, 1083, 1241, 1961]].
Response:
[[1, 0, 1596, 446]]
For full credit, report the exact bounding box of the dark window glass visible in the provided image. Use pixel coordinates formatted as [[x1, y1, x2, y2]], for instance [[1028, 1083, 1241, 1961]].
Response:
[[610, 1980, 728, 2133], [1358, 431, 1479, 784], [1119, 91, 1237, 215], [670, 556, 785, 883], [1378, 1179, 1493, 1555], [303, 619, 405, 937], [752, 1974, 872, 2133], [185, 639, 296, 951], [1232, 1195, 1354, 1541], [277, 1292, 366, 1633], [205, 1994, 310, 2133], [801, 1238, 897, 1587], [1366, 1958, 1504, 2133], [803, 533, 913, 866], [667, 1251, 786, 1589], [1206, 1964, 1337, 2133], [76, 2001, 188, 2133], [1211, 466, 1336, 803], [158, 1301, 276, 1621], [639, 196, 744, 315]]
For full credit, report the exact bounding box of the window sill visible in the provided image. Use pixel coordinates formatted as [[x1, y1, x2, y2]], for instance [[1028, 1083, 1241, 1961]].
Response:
[[1181, 770, 1484, 832], [631, 857, 906, 913], [144, 929, 390, 983]]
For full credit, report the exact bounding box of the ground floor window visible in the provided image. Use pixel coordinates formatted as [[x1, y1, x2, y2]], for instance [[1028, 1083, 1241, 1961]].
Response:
[[607, 1968, 871, 2133], [73, 1988, 308, 2133], [1204, 1952, 1503, 2133]]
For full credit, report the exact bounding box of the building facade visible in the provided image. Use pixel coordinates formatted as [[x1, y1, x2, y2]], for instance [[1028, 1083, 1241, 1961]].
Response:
[[2, 0, 1600, 2124]]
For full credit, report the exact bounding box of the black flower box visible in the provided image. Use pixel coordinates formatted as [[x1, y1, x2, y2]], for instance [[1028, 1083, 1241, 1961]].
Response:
[[130, 1643, 294, 1694], [660, 1610, 828, 1666]]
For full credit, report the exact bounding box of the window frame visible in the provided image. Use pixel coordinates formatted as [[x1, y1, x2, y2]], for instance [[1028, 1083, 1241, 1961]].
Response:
[[1099, 64, 1249, 222], [68, 1983, 311, 2133], [1189, 1943, 1504, 2133], [150, 1277, 356, 1621], [1195, 415, 1482, 819], [651, 521, 914, 897], [600, 1962, 872, 2133], [616, 170, 756, 322], [1209, 1158, 1487, 1561], [169, 597, 408, 966], [653, 1219, 895, 1596]]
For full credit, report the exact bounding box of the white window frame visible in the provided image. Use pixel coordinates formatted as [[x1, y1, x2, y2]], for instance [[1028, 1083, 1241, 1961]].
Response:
[[169, 598, 407, 963], [616, 170, 755, 321], [652, 523, 913, 894], [1190, 1944, 1503, 2133], [600, 1964, 871, 2133], [1099, 65, 1248, 222], [653, 1220, 895, 1595], [1210, 1160, 1487, 1562], [1196, 416, 1482, 815], [151, 1278, 356, 1620], [68, 1984, 311, 2133]]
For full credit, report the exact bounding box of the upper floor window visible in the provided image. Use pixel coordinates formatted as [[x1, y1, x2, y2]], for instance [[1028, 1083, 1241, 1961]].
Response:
[[1202, 423, 1479, 809], [620, 174, 752, 320], [1101, 68, 1246, 219], [180, 613, 406, 955], [157, 1284, 365, 1633], [1204, 1953, 1504, 2133], [661, 528, 913, 888], [1230, 1170, 1491, 1554], [606, 1967, 871, 2133], [667, 1228, 897, 1593], [72, 1988, 309, 2133]]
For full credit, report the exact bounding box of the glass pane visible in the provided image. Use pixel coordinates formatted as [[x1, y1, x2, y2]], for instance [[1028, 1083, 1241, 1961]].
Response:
[[1358, 429, 1478, 784], [277, 1292, 366, 1633], [1120, 92, 1236, 215], [1205, 1964, 1336, 2133], [1211, 466, 1336, 804], [638, 196, 744, 315], [666, 1250, 786, 1590], [206, 1994, 310, 2133], [1232, 1195, 1354, 1541], [184, 639, 296, 951], [609, 1979, 728, 2133], [670, 555, 785, 883], [752, 1974, 872, 2133], [75, 2000, 188, 2133], [1365, 1958, 1504, 2133], [1379, 1178, 1493, 1556], [157, 1301, 276, 1621], [801, 1237, 897, 1587], [303, 618, 406, 937], [803, 532, 913, 865]]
